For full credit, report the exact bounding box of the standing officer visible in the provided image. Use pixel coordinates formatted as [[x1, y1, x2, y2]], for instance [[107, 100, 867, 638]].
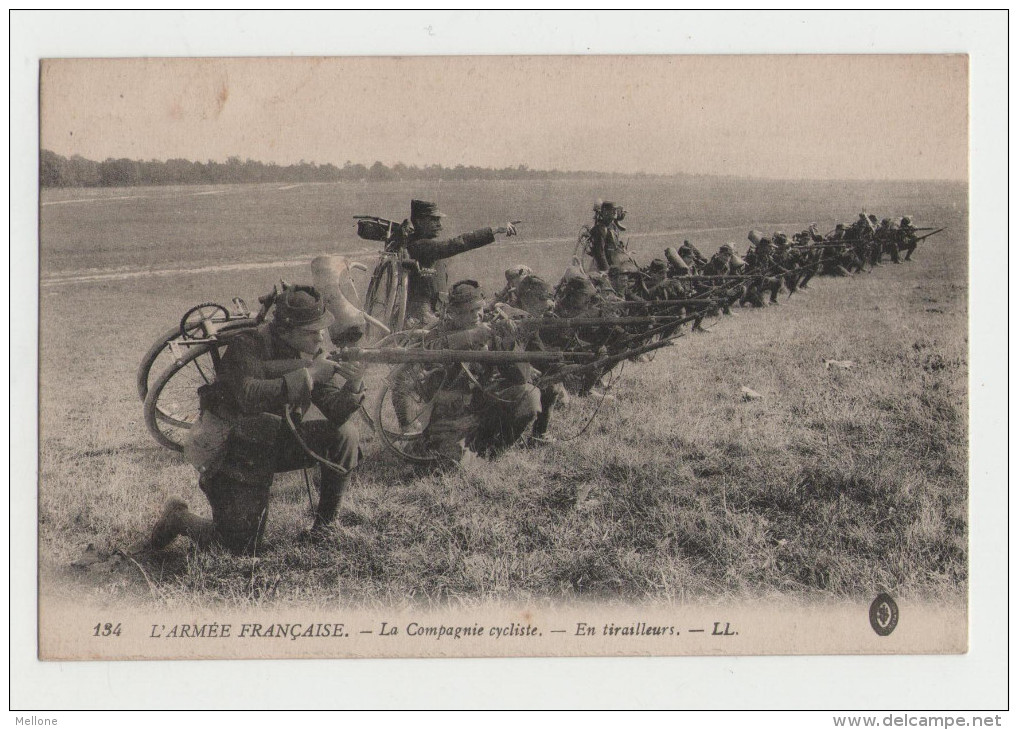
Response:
[[404, 199, 517, 325], [141, 286, 366, 553]]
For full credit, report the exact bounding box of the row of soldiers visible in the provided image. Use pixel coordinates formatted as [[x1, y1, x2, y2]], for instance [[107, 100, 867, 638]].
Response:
[[138, 199, 933, 555], [584, 201, 926, 310]]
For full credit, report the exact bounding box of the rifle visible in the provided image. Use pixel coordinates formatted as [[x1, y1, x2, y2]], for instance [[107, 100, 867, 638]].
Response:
[[618, 310, 708, 346], [789, 239, 877, 248], [606, 299, 724, 308], [506, 315, 690, 330], [667, 274, 763, 281], [913, 227, 946, 242], [327, 347, 597, 366], [537, 328, 688, 387]]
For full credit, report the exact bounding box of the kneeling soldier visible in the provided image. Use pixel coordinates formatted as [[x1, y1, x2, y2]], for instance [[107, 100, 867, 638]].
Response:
[[421, 281, 543, 465], [142, 286, 366, 553]]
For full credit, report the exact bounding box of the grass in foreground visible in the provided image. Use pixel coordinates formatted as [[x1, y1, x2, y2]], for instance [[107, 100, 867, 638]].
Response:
[[39, 244, 967, 609]]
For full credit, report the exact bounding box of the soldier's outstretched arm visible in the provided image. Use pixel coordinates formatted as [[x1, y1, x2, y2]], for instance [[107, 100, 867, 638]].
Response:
[[407, 222, 518, 266], [406, 228, 496, 266]]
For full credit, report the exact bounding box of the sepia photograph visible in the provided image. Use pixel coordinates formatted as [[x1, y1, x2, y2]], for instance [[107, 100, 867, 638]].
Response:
[[13, 9, 1007, 711]]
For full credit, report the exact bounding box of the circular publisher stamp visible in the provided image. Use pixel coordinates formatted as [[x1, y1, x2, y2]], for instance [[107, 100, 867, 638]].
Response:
[[869, 593, 899, 636]]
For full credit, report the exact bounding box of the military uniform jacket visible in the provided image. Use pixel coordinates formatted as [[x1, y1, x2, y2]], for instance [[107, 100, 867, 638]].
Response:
[[703, 253, 732, 276], [589, 222, 624, 271], [209, 324, 364, 424], [422, 320, 533, 399], [405, 228, 496, 309]]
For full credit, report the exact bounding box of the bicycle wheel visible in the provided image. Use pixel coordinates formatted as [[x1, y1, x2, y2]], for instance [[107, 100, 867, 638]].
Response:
[[136, 319, 255, 403], [364, 258, 394, 342], [143, 341, 225, 452], [374, 362, 444, 464], [365, 258, 409, 341], [137, 325, 187, 402], [574, 225, 598, 274], [390, 265, 409, 333]]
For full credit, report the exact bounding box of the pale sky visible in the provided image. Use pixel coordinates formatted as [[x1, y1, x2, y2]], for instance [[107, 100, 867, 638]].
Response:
[[41, 55, 968, 180]]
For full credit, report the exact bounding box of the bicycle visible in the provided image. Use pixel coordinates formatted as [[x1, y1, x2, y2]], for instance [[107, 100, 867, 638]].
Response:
[[139, 288, 283, 452], [356, 215, 437, 342]]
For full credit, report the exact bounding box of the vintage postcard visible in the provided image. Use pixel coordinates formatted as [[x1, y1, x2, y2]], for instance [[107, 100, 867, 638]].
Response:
[[35, 51, 971, 665]]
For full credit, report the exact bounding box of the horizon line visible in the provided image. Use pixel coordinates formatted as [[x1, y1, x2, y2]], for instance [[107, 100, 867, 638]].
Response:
[[39, 149, 969, 185]]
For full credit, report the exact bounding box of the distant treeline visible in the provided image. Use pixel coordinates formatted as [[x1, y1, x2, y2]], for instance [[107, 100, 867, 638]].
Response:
[[39, 150, 634, 188]]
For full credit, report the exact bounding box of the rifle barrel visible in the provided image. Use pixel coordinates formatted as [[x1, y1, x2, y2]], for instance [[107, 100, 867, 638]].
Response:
[[915, 227, 946, 241], [671, 274, 759, 280], [614, 299, 721, 307], [330, 347, 596, 365], [516, 315, 687, 328]]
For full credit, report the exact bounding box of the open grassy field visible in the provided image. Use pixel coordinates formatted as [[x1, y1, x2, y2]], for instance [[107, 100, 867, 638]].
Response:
[[39, 177, 968, 609]]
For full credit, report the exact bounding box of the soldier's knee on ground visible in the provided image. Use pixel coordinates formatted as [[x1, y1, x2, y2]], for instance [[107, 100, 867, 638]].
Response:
[[200, 473, 271, 555], [221, 413, 281, 485]]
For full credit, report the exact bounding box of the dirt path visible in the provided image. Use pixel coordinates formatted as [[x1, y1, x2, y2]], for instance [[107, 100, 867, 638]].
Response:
[[41, 222, 806, 287]]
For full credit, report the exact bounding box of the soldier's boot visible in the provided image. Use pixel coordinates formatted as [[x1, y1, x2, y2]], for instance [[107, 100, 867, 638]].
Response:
[[528, 409, 555, 448], [529, 385, 563, 446], [769, 279, 782, 304], [147, 498, 216, 550], [308, 421, 360, 531], [311, 472, 349, 532]]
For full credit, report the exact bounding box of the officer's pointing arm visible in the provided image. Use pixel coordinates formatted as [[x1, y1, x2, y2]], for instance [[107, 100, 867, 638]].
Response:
[[407, 227, 497, 266], [407, 222, 518, 267]]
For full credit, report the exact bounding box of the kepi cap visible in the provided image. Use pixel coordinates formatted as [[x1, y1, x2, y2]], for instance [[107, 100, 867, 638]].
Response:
[[411, 199, 445, 220]]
